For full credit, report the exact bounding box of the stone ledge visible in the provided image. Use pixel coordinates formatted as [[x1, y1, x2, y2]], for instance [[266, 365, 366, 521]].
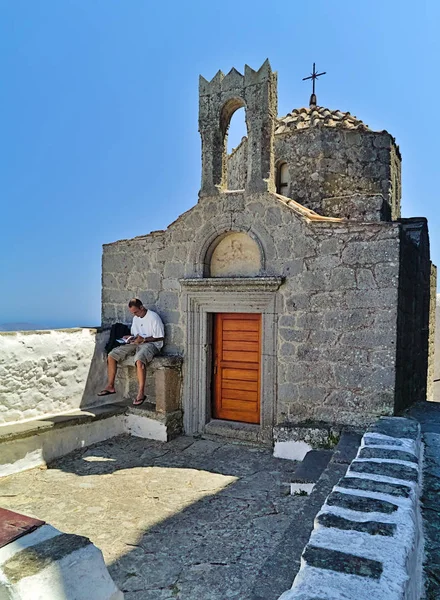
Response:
[[0, 523, 123, 599], [0, 402, 183, 477], [0, 402, 128, 444], [0, 327, 99, 336], [278, 416, 424, 600]]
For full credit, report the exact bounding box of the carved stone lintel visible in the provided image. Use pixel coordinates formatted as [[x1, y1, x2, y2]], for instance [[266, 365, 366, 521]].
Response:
[[179, 276, 284, 293]]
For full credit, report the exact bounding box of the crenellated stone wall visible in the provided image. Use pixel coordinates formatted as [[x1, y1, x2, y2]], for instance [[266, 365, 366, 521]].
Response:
[[102, 191, 402, 430]]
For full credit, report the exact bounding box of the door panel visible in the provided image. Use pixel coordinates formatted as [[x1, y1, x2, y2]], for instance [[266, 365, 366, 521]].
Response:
[[213, 313, 261, 424]]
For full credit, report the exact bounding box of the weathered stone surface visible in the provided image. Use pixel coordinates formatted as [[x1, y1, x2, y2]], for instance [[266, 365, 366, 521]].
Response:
[[358, 446, 418, 463], [0, 435, 325, 600], [331, 431, 362, 464], [252, 462, 349, 600], [406, 403, 440, 600], [363, 435, 403, 447], [326, 490, 398, 513], [3, 533, 90, 583], [316, 512, 396, 536], [0, 328, 102, 424], [229, 119, 400, 221], [337, 476, 412, 498], [97, 61, 433, 438], [349, 460, 419, 482], [291, 450, 333, 484], [367, 417, 420, 440], [302, 545, 383, 578]]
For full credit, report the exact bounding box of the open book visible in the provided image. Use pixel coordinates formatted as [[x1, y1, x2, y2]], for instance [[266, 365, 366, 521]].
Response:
[[116, 336, 135, 344]]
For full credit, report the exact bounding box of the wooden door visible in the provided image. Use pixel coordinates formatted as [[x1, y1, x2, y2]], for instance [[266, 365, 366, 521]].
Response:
[[213, 313, 261, 424]]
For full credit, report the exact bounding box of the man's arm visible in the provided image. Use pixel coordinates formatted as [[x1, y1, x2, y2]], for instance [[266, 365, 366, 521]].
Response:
[[142, 336, 164, 343], [133, 335, 164, 344]]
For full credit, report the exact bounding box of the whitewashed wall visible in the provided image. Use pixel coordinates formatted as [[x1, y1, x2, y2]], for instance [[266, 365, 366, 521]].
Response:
[[0, 328, 107, 424]]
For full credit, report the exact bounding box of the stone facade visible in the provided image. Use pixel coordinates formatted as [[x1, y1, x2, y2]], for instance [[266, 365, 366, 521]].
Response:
[[101, 60, 435, 438]]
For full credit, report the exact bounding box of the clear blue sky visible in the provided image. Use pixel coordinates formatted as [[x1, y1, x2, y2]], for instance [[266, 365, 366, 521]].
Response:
[[0, 1, 438, 328]]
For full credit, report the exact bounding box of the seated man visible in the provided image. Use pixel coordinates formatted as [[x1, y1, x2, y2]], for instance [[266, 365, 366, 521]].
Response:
[[98, 298, 165, 405]]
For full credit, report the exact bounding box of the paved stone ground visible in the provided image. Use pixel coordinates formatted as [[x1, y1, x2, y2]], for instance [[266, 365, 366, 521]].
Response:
[[409, 401, 440, 599], [0, 434, 331, 600]]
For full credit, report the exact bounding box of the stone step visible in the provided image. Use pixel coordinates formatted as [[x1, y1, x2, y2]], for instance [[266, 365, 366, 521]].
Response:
[[290, 450, 333, 495], [202, 419, 270, 446], [289, 431, 362, 496]]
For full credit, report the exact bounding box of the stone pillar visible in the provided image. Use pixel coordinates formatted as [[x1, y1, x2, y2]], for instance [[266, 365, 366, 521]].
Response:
[[244, 62, 277, 194], [155, 366, 182, 414]]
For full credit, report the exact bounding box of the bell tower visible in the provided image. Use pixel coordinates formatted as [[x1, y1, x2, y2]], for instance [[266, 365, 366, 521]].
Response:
[[198, 59, 277, 196]]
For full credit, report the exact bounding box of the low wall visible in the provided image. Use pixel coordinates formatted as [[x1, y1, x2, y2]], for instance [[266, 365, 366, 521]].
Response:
[[0, 328, 108, 425], [0, 513, 123, 599], [279, 417, 424, 600]]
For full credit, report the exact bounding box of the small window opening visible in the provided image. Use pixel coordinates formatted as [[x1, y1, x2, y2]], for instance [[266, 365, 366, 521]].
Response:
[[276, 162, 289, 196], [227, 107, 247, 155]]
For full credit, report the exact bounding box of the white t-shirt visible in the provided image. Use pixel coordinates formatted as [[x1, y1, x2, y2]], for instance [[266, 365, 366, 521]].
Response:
[[131, 310, 165, 350]]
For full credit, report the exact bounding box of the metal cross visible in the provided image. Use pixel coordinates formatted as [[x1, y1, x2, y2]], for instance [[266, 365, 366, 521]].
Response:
[[303, 63, 326, 106]]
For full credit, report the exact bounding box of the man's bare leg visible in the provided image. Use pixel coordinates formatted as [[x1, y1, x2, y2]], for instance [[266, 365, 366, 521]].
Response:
[[98, 356, 118, 395], [134, 360, 146, 403]]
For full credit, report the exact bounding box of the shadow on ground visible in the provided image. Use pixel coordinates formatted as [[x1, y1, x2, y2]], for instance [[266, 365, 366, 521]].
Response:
[[0, 434, 340, 600]]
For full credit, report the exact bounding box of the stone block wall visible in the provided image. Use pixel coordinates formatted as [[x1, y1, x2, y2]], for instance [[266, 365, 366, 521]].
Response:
[[228, 128, 401, 220], [395, 218, 432, 411], [102, 190, 402, 430]]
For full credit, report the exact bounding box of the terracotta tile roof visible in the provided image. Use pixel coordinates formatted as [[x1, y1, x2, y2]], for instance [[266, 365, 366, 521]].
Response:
[[275, 106, 370, 134]]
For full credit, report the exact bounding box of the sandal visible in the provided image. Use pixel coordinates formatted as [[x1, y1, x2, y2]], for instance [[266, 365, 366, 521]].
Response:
[[97, 390, 116, 397], [132, 396, 146, 406]]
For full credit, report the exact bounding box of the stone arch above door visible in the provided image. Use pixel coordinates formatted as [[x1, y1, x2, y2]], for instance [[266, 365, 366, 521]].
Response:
[[188, 214, 275, 278], [209, 232, 261, 277]]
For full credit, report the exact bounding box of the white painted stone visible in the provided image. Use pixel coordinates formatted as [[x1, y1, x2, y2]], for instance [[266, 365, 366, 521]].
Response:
[[278, 420, 424, 600], [0, 415, 126, 477], [273, 440, 312, 461], [362, 432, 419, 456], [0, 411, 176, 478], [0, 329, 106, 425], [0, 525, 123, 600], [290, 483, 314, 495], [125, 414, 167, 441]]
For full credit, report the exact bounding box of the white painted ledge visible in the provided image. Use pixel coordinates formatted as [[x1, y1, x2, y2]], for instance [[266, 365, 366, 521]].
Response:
[[0, 524, 123, 600]]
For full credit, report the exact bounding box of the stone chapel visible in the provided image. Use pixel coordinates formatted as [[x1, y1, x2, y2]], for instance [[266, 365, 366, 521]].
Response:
[[101, 60, 436, 442]]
